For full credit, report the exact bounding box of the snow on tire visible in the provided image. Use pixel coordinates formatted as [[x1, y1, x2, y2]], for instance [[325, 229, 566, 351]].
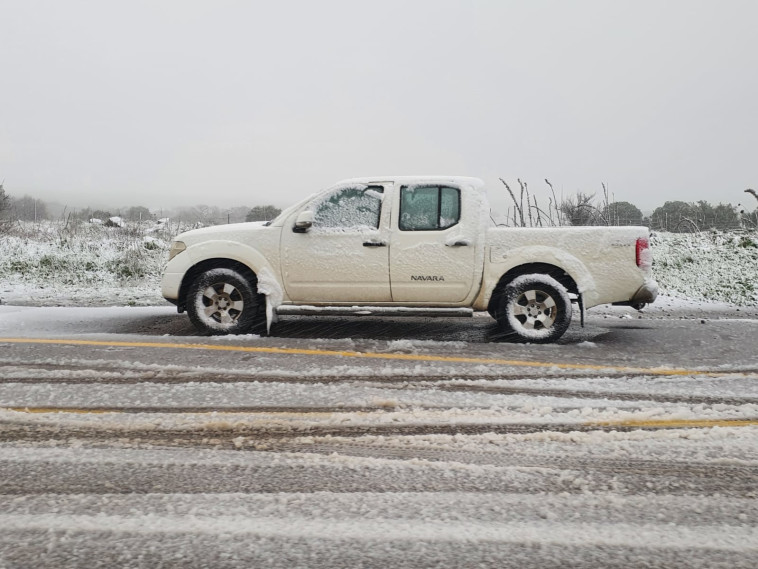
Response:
[[496, 273, 572, 343], [186, 268, 265, 335]]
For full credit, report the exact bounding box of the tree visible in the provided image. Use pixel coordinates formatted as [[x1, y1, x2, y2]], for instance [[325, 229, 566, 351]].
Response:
[[90, 209, 113, 222], [246, 205, 282, 222], [228, 206, 251, 224], [10, 195, 48, 221], [650, 200, 741, 232], [0, 183, 10, 219], [650, 201, 698, 232], [605, 201, 643, 226], [125, 206, 152, 222], [710, 203, 740, 230]]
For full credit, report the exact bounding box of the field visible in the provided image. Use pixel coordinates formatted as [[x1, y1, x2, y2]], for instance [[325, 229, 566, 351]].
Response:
[[1, 221, 757, 308]]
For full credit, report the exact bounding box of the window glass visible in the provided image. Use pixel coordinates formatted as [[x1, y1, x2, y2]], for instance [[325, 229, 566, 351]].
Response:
[[440, 187, 460, 229], [399, 186, 460, 231], [399, 186, 438, 230], [313, 186, 383, 229]]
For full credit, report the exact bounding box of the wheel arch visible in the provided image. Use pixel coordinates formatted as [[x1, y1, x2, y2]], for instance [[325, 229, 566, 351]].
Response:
[[172, 239, 282, 312], [487, 262, 582, 316], [178, 258, 257, 312]]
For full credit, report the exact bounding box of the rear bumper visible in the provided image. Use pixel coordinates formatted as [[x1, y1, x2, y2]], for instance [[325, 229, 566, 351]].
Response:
[[632, 279, 659, 304], [612, 279, 659, 307]]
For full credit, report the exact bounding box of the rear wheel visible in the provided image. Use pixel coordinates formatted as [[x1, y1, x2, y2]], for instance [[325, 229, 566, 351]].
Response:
[[186, 268, 266, 335], [495, 274, 572, 343]]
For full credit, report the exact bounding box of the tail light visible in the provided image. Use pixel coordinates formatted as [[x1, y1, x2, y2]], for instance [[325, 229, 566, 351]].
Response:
[[636, 237, 651, 269]]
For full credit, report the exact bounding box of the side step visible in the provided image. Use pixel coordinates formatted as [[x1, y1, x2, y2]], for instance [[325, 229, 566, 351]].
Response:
[[276, 306, 474, 318]]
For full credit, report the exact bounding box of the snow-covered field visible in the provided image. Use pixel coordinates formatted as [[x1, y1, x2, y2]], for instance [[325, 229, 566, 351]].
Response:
[[1, 221, 757, 307]]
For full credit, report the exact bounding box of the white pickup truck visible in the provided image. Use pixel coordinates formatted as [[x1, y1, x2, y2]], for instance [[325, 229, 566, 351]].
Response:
[[161, 176, 658, 343]]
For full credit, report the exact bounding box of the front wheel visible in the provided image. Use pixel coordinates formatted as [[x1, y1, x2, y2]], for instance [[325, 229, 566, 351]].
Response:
[[495, 274, 572, 343], [186, 268, 266, 335]]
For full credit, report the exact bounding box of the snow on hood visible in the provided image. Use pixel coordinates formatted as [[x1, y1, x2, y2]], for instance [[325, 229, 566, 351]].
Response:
[[175, 221, 268, 243]]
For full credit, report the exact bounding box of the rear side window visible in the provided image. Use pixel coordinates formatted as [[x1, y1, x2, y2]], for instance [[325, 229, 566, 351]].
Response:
[[399, 185, 460, 231]]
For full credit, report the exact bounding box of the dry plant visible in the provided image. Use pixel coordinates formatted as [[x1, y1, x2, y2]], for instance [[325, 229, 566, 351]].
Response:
[[499, 178, 565, 227]]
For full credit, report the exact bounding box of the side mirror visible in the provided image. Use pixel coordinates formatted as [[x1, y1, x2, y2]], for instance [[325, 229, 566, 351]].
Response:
[[293, 210, 314, 233]]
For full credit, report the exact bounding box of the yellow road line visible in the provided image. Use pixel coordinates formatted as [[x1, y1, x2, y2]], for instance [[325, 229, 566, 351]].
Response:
[[3, 406, 758, 429], [0, 337, 746, 377], [5, 407, 111, 414], [596, 418, 758, 429]]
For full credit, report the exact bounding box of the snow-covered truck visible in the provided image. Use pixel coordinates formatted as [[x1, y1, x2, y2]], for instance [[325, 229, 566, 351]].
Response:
[[161, 176, 658, 343]]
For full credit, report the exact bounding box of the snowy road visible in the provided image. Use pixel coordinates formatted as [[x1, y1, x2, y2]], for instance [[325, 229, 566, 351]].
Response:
[[1, 302, 757, 567]]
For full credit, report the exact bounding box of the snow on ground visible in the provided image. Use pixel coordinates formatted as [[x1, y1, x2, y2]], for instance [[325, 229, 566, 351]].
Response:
[[1, 222, 757, 307], [651, 230, 758, 306]]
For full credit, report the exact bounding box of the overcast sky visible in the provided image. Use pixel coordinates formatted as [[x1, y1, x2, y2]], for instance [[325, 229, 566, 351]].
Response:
[[2, 0, 757, 213]]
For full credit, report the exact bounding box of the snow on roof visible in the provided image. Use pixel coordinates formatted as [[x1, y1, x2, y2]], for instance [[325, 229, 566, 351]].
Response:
[[335, 175, 486, 191]]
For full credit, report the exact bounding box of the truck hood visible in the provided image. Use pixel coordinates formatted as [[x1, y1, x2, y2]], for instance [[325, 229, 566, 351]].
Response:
[[175, 221, 268, 244]]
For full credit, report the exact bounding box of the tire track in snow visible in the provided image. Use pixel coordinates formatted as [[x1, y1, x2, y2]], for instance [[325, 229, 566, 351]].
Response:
[[2, 415, 757, 443], [2, 361, 757, 407]]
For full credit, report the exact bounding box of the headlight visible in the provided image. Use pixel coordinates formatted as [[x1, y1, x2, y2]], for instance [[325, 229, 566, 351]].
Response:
[[168, 241, 187, 261]]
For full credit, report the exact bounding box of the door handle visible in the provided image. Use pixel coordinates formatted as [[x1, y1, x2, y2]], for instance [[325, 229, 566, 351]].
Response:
[[446, 240, 470, 247], [363, 241, 387, 247]]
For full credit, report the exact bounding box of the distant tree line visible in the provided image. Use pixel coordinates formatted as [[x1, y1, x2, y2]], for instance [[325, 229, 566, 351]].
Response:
[[0, 185, 283, 229], [2, 178, 756, 233], [500, 178, 757, 232], [647, 201, 746, 232]]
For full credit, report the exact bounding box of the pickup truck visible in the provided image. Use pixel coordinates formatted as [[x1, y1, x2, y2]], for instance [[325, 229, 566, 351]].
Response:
[[161, 176, 658, 343]]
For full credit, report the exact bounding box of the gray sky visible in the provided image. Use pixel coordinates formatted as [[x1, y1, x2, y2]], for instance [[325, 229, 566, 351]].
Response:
[[2, 0, 757, 213]]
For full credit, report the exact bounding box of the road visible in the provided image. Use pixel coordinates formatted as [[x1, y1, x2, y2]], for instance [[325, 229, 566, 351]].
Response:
[[1, 301, 757, 568]]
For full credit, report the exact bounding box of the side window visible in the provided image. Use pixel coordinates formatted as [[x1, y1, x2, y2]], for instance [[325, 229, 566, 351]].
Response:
[[399, 186, 460, 231], [313, 185, 384, 229]]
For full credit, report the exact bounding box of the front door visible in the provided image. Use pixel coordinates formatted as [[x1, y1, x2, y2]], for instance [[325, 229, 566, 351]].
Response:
[[280, 183, 392, 303]]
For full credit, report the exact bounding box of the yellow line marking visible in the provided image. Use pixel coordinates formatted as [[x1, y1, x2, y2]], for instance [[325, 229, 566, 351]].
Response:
[[6, 407, 111, 415], [3, 407, 758, 429], [0, 337, 748, 377], [596, 418, 758, 429]]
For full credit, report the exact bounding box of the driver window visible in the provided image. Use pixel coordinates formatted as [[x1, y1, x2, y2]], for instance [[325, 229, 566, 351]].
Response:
[[313, 185, 384, 229]]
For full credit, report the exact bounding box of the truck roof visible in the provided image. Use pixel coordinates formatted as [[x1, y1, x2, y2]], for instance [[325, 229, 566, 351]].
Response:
[[335, 175, 485, 191]]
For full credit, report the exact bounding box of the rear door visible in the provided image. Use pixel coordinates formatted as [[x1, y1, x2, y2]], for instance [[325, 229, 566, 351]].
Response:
[[389, 184, 479, 303]]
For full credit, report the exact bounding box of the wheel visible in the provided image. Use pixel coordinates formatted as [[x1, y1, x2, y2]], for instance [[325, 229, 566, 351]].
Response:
[[495, 274, 572, 343], [186, 268, 266, 335]]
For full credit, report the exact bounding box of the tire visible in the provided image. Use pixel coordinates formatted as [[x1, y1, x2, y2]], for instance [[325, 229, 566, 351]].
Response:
[[186, 268, 266, 335], [495, 274, 572, 343]]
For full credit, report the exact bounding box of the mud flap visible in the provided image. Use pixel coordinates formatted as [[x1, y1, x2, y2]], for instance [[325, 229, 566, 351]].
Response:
[[264, 296, 278, 334], [578, 293, 585, 328]]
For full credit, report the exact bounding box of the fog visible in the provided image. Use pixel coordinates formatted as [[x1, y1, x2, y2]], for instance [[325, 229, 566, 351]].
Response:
[[2, 0, 757, 212]]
